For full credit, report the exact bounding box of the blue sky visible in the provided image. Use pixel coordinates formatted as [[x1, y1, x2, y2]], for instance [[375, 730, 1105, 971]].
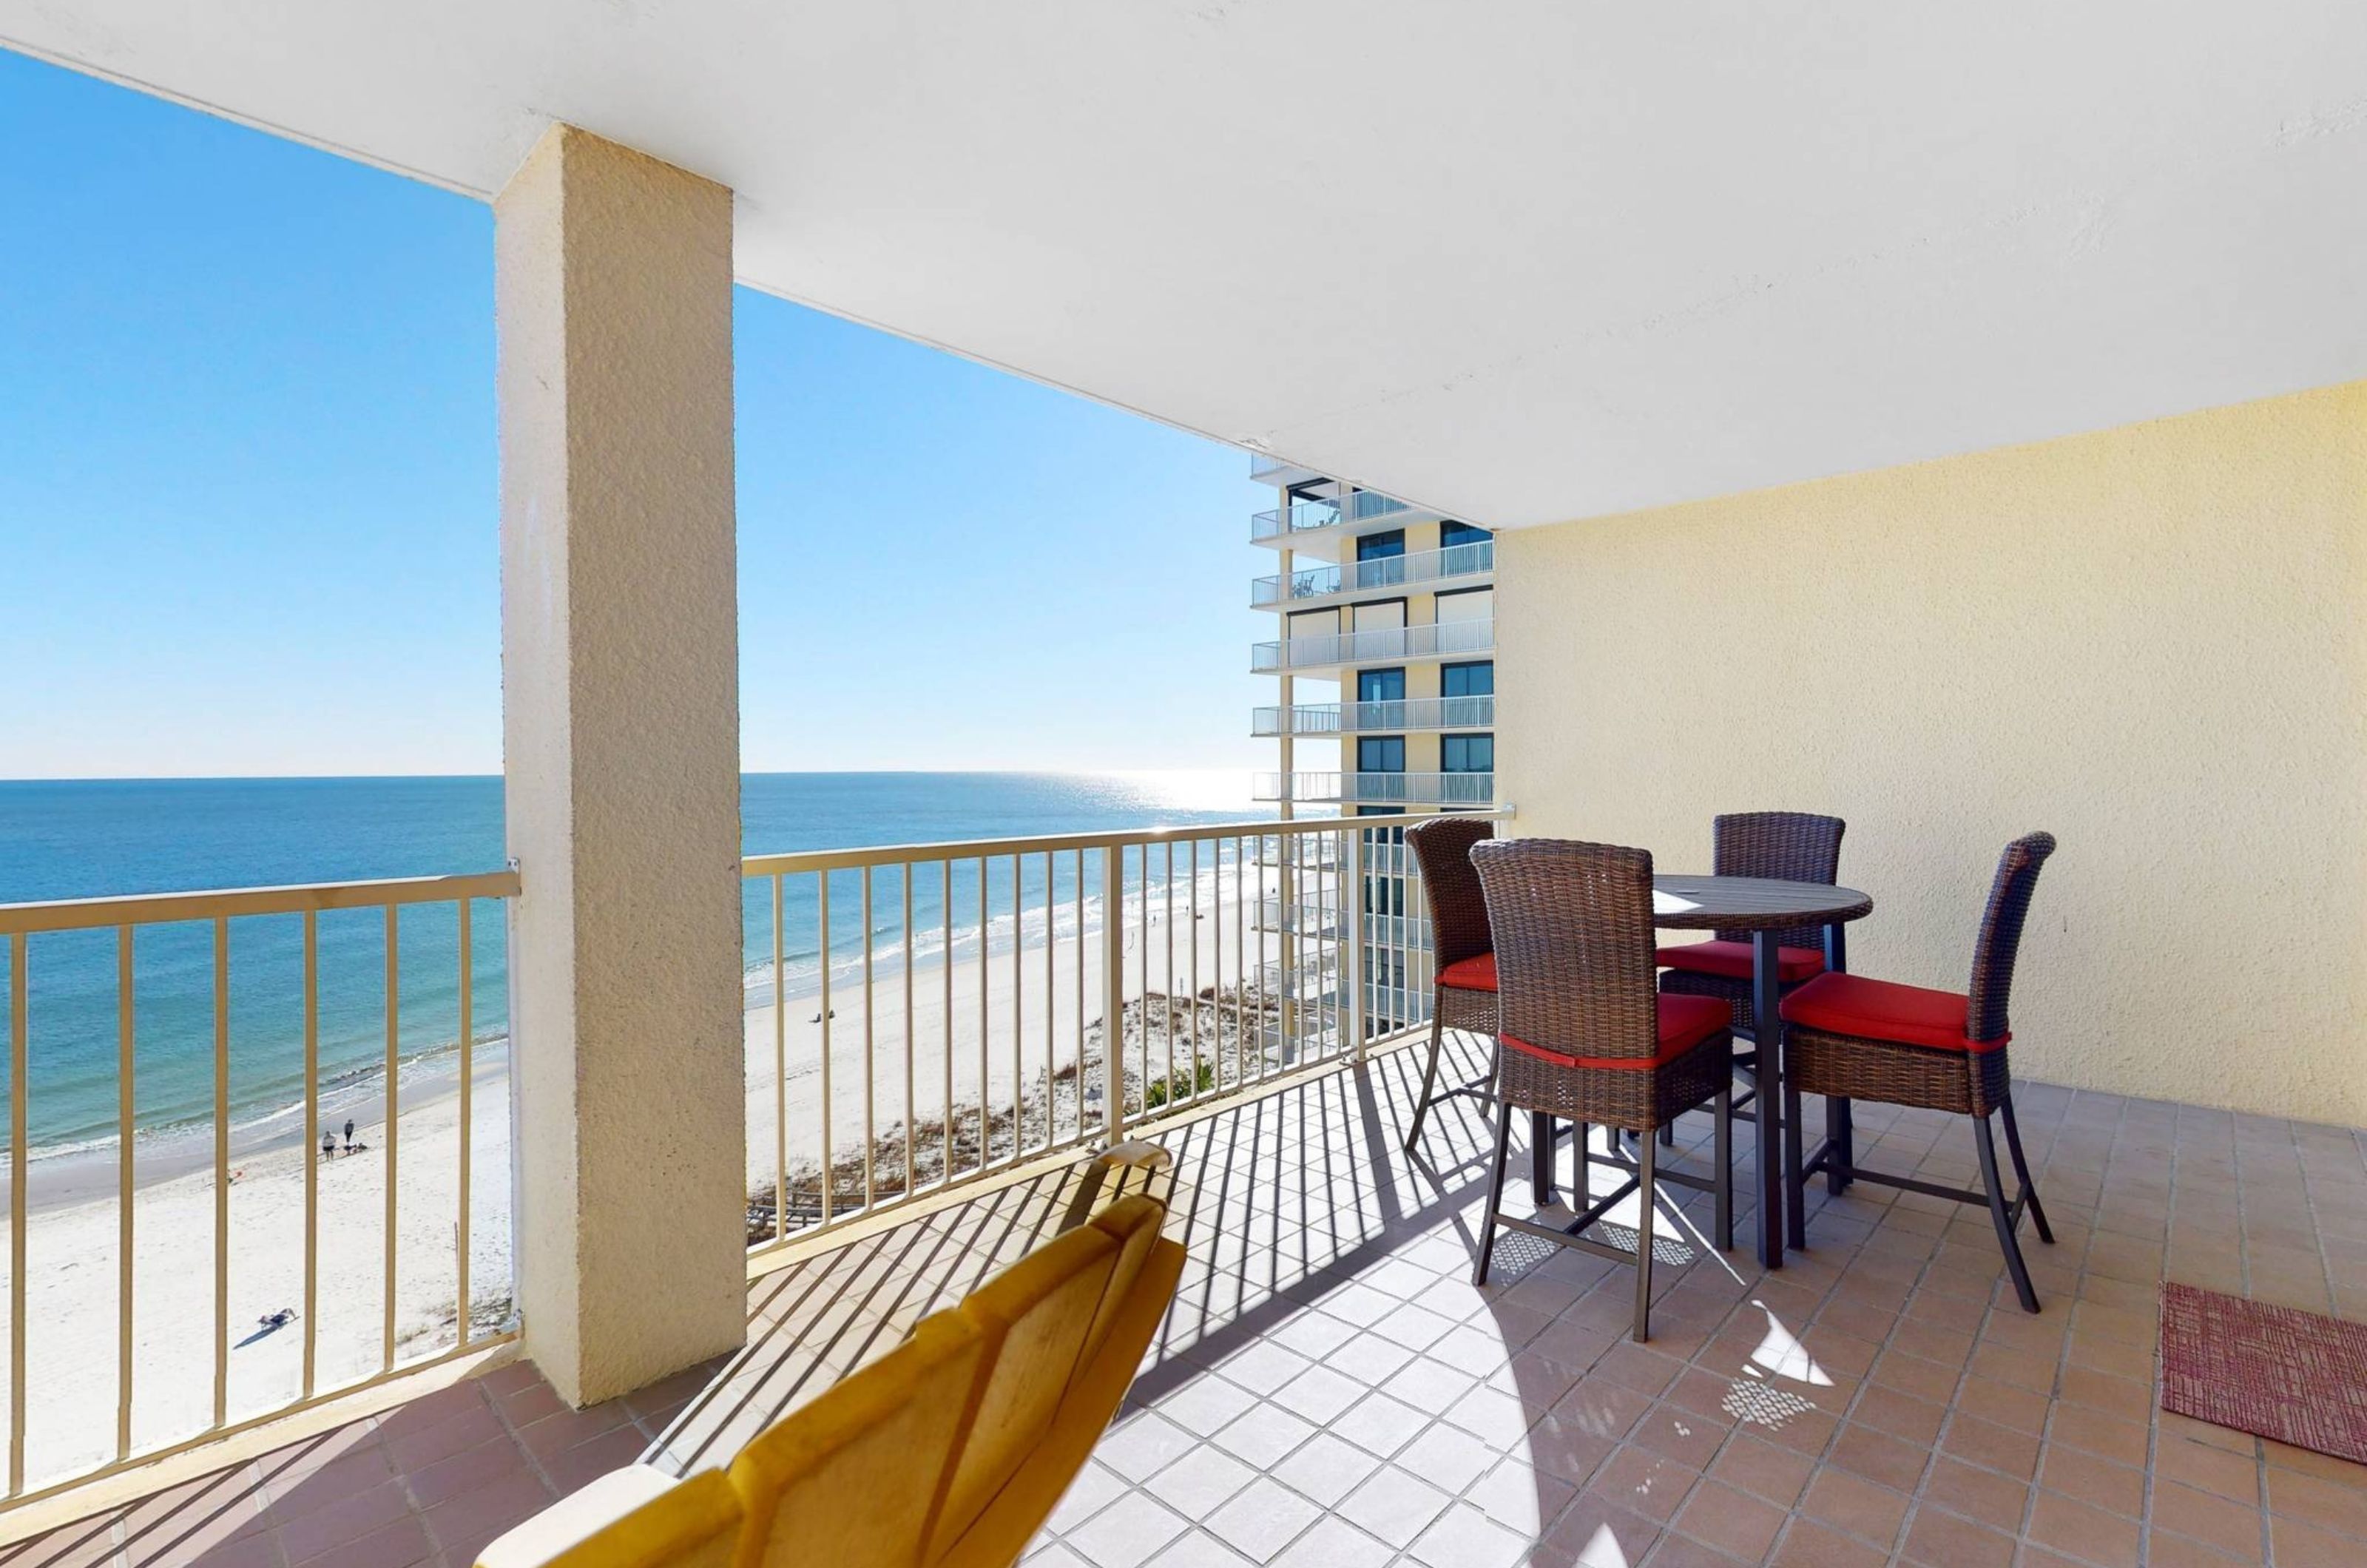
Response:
[[0, 50, 1264, 781]]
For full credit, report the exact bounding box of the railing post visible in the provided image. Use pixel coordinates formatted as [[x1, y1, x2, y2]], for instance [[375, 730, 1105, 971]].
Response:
[[1102, 843, 1127, 1140], [1345, 825, 1367, 1062]]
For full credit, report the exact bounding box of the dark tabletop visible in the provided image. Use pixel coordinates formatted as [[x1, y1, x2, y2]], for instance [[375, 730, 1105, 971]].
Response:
[[1651, 873, 1874, 931]]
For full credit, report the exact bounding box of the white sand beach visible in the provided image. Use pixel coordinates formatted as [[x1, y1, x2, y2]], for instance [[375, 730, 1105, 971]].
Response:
[[0, 874, 1310, 1487]]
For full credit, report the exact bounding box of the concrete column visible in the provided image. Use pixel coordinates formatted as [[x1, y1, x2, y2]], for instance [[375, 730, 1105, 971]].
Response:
[[495, 124, 746, 1407]]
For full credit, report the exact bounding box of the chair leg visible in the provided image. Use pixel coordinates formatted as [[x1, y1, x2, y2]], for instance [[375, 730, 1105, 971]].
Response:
[[1999, 1096, 2053, 1245], [1658, 1121, 1675, 1148], [1713, 1088, 1733, 1252], [1404, 1014, 1446, 1155], [1632, 1129, 1657, 1342], [1782, 1087, 1810, 1249], [1473, 1101, 1514, 1286], [1825, 1095, 1854, 1196], [1531, 1112, 1556, 1206], [1974, 1112, 2041, 1313], [1573, 1121, 1590, 1209]]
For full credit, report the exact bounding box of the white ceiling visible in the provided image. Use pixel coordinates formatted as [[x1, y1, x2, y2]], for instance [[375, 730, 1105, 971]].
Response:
[[7, 2, 2365, 527]]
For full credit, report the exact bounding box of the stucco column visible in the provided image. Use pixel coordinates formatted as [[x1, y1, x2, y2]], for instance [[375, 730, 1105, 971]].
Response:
[[495, 124, 746, 1406]]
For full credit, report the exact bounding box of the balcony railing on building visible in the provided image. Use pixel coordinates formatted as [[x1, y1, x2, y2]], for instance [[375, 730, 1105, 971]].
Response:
[[1249, 499, 1343, 541], [1253, 771, 1496, 806], [1249, 540, 1493, 606], [1250, 618, 1495, 672], [0, 809, 1524, 1507], [1252, 695, 1496, 737]]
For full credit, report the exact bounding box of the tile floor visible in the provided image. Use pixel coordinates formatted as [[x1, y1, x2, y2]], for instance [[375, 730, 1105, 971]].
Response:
[[8, 1033, 2367, 1566]]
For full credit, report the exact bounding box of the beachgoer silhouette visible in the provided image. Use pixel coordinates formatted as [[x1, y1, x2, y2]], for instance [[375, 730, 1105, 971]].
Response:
[[343, 1118, 355, 1149], [320, 1131, 336, 1161]]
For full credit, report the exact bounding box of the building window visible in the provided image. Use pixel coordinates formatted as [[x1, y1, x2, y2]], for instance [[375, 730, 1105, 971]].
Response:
[[1357, 737, 1406, 773], [1355, 529, 1406, 561], [1442, 734, 1493, 773], [1357, 668, 1406, 703], [1441, 521, 1492, 549], [1442, 661, 1493, 697]]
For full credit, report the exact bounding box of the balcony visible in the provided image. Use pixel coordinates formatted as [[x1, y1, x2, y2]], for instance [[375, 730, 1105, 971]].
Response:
[[1254, 694, 1497, 736], [22, 1049, 2360, 1568], [1251, 617, 1496, 673], [1252, 539, 1495, 606], [1249, 498, 1343, 541], [1255, 769, 1498, 805], [1246, 451, 1323, 489]]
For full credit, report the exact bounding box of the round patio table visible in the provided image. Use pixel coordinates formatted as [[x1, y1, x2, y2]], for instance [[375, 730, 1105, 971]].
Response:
[[1652, 873, 1873, 1268]]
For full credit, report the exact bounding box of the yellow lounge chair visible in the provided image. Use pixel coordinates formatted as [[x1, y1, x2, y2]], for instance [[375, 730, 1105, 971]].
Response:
[[476, 1192, 1184, 1568]]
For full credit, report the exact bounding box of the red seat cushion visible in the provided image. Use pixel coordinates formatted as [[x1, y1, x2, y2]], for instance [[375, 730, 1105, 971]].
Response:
[[1778, 971, 2008, 1053], [1655, 939, 1825, 983], [1502, 993, 1730, 1071], [1438, 953, 1497, 992]]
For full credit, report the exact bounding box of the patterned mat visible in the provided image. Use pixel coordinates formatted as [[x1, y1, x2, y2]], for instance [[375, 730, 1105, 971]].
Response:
[[2159, 1281, 2367, 1464]]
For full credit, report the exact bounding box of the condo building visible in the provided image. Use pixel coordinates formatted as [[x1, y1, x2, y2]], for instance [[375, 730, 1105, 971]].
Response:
[[1247, 457, 1496, 814], [1246, 457, 1496, 1041]]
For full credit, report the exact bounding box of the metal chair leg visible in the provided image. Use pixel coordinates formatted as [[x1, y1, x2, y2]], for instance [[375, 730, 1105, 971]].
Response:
[[1658, 1121, 1675, 1148], [1713, 1088, 1733, 1252], [1531, 1112, 1556, 1206], [1974, 1112, 2041, 1313], [1826, 1095, 1854, 1195], [1404, 1014, 1447, 1155], [1632, 1130, 1657, 1342], [1473, 1101, 1514, 1285], [1999, 1096, 2053, 1245], [1573, 1121, 1590, 1210]]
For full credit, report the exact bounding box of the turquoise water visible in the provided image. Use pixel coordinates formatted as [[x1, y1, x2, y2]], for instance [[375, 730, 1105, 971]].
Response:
[[0, 774, 1254, 1152]]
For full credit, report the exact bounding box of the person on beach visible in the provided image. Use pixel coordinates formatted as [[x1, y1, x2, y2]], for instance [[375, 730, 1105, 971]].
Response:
[[343, 1118, 356, 1154], [320, 1131, 336, 1161]]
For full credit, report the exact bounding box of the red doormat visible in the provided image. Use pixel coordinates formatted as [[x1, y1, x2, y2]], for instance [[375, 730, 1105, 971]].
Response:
[[2159, 1282, 2367, 1464]]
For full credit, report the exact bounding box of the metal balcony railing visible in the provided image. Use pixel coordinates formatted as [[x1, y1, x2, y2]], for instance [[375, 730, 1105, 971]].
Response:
[[1256, 771, 1497, 806], [0, 870, 522, 1502], [1252, 695, 1496, 737], [737, 810, 1503, 1251], [1249, 499, 1343, 541], [1248, 452, 1297, 481], [1251, 618, 1494, 672], [1250, 540, 1493, 606], [1348, 491, 1411, 521]]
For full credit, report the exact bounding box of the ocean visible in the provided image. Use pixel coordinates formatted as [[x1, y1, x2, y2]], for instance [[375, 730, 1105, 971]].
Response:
[[0, 773, 1259, 1154]]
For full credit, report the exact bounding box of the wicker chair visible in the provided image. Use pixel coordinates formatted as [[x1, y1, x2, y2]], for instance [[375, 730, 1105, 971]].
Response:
[[1780, 833, 2057, 1311], [1469, 839, 1733, 1342], [1656, 811, 1846, 1163], [1400, 815, 1500, 1155]]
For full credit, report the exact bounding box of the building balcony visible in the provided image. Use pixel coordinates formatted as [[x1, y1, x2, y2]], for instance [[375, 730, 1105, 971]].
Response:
[[1251, 538, 1494, 607], [1253, 693, 1497, 736], [1246, 451, 1323, 489], [1249, 498, 1343, 541], [1254, 769, 1498, 805], [1251, 617, 1494, 673]]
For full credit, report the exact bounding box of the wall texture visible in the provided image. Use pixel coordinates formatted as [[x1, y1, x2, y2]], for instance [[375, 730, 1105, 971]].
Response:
[[1497, 381, 2367, 1127]]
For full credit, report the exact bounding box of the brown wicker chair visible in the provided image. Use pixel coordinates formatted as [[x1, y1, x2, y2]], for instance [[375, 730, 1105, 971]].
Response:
[[1656, 811, 1846, 1166], [1401, 816, 1500, 1155], [1780, 833, 2057, 1311], [1469, 839, 1734, 1342]]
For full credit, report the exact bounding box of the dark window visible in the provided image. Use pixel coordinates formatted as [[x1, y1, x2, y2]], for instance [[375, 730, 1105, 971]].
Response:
[[1357, 668, 1407, 703], [1441, 661, 1494, 697], [1441, 521, 1492, 549], [1354, 530, 1406, 561], [1357, 737, 1406, 773], [1442, 734, 1494, 773]]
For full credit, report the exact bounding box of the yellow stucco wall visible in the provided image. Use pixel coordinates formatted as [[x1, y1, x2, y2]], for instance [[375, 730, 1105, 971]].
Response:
[[1496, 381, 2367, 1127]]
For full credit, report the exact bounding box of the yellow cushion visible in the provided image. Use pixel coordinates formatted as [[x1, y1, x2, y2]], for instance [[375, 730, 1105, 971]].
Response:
[[934, 1236, 1188, 1568], [925, 1223, 1120, 1554], [727, 1312, 987, 1568], [478, 1467, 740, 1568]]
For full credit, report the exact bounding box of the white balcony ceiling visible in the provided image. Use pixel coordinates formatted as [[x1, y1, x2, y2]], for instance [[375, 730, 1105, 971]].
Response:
[[8, 1, 2365, 527]]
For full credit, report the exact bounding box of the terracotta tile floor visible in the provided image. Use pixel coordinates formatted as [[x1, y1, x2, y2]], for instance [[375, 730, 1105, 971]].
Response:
[[9, 1034, 2367, 1566]]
